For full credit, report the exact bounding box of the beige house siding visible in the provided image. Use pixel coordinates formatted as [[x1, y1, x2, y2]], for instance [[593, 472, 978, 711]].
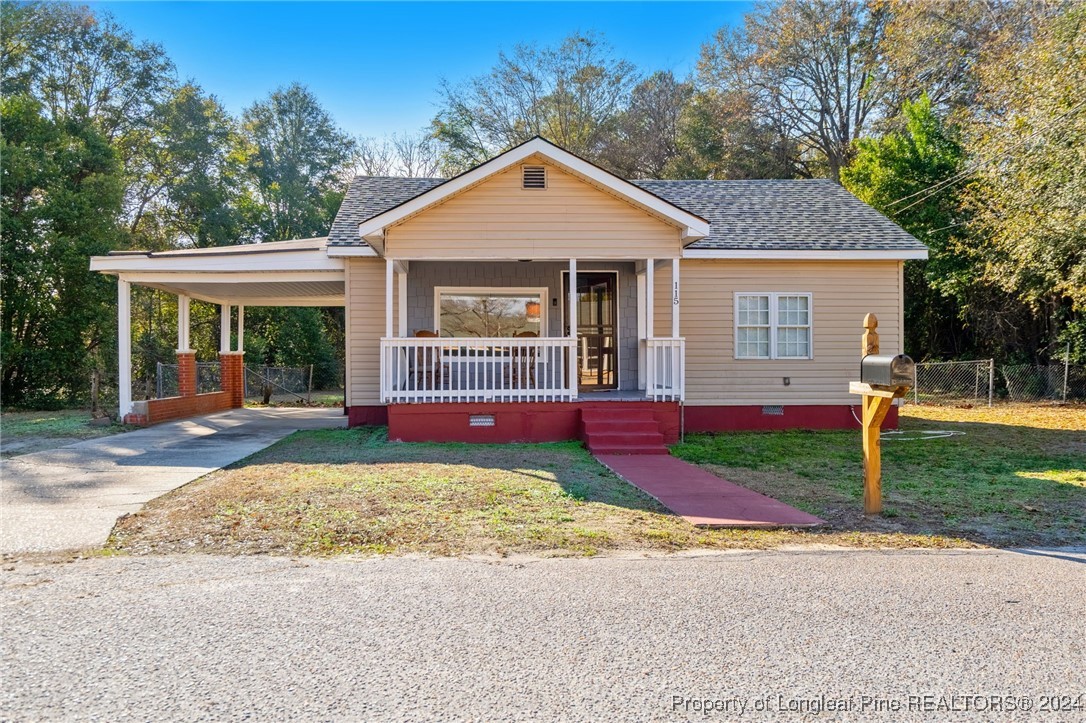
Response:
[[671, 260, 903, 406], [346, 258, 386, 406], [385, 156, 682, 260]]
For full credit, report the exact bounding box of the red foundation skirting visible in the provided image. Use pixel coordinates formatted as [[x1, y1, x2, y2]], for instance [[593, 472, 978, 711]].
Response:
[[348, 405, 389, 427], [683, 404, 897, 432], [379, 401, 680, 444], [350, 402, 896, 441]]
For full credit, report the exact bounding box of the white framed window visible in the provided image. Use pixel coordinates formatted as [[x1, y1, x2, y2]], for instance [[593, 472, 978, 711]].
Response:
[[735, 293, 812, 359], [434, 287, 548, 338]]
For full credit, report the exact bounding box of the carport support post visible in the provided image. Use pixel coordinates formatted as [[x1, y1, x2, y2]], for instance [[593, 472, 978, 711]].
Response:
[[219, 304, 231, 353], [118, 278, 132, 419], [176, 295, 196, 397], [237, 305, 245, 352]]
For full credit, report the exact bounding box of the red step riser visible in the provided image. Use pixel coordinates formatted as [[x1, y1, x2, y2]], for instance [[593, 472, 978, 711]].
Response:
[[580, 411, 657, 423], [587, 445, 669, 455], [580, 408, 669, 455], [581, 421, 662, 434], [584, 432, 665, 446]]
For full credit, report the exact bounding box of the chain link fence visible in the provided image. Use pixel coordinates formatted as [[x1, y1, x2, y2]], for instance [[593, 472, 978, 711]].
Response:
[[907, 358, 1084, 405], [245, 365, 315, 403], [1002, 363, 1086, 403], [156, 361, 222, 399]]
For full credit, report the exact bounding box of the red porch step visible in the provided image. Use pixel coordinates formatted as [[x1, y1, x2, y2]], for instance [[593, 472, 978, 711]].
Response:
[[580, 408, 668, 455]]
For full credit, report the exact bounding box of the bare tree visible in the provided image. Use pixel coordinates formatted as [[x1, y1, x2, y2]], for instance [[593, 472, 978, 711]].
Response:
[[598, 71, 693, 178], [699, 0, 889, 181], [392, 131, 442, 177], [357, 136, 396, 176], [432, 32, 639, 173]]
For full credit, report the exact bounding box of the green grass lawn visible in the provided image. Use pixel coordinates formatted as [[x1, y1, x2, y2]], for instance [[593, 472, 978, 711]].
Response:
[[0, 409, 126, 457], [673, 404, 1086, 547], [108, 404, 1084, 556]]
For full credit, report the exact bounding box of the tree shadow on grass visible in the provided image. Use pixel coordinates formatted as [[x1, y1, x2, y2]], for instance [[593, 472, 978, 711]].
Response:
[[673, 416, 1086, 548]]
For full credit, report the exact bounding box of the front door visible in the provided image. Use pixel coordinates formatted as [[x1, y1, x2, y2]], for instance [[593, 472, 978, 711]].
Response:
[[564, 271, 618, 391]]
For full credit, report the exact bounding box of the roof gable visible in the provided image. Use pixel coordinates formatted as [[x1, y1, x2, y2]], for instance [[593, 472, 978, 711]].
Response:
[[351, 137, 710, 251]]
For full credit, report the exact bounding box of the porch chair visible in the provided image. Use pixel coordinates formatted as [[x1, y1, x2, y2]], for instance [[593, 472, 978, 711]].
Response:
[[508, 331, 538, 389], [413, 330, 445, 390]]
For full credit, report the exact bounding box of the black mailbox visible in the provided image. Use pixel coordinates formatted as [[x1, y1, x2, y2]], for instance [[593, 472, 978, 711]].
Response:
[[861, 354, 915, 387]]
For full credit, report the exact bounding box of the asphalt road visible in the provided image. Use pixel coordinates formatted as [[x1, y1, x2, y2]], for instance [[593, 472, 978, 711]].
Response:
[[2, 549, 1084, 721]]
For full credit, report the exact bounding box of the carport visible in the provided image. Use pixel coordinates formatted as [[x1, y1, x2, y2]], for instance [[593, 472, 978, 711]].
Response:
[[90, 237, 346, 424]]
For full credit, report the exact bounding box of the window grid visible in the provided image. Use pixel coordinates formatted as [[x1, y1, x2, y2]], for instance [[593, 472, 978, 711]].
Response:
[[735, 293, 812, 360]]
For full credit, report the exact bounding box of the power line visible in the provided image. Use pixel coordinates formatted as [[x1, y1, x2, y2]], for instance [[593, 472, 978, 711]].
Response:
[[884, 98, 1086, 214]]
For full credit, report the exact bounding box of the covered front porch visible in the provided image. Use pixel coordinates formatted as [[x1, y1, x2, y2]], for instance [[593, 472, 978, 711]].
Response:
[[376, 257, 685, 405]]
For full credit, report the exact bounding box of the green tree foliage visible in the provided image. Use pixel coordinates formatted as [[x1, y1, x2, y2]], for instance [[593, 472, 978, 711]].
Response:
[[669, 88, 797, 180], [432, 33, 638, 172], [238, 83, 358, 241], [126, 83, 243, 249], [962, 5, 1086, 360], [842, 95, 970, 357], [0, 95, 125, 405]]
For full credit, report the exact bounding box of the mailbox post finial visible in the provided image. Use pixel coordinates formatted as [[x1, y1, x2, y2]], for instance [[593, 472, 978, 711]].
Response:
[[862, 313, 879, 356]]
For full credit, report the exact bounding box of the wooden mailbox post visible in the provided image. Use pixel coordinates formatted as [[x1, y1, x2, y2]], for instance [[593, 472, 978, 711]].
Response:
[[848, 314, 913, 515]]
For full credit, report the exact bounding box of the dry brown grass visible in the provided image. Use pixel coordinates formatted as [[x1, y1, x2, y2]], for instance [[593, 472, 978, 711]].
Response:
[[108, 404, 1084, 557]]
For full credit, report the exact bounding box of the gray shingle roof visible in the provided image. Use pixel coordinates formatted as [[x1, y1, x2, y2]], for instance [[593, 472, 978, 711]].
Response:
[[327, 177, 443, 246], [328, 175, 927, 253], [635, 179, 926, 251]]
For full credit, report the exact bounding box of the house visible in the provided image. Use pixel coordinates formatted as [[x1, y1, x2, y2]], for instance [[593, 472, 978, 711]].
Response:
[[90, 137, 927, 445]]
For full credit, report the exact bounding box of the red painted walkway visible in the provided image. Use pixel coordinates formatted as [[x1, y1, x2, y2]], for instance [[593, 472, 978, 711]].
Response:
[[596, 454, 825, 528]]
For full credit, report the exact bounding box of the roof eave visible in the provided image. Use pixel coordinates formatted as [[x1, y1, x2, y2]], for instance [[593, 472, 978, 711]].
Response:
[[682, 248, 929, 261]]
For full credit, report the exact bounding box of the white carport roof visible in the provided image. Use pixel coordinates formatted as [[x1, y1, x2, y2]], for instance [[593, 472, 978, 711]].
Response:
[[89, 237, 345, 307]]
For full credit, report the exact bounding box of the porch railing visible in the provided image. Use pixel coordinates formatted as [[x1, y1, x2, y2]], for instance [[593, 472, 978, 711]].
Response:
[[644, 337, 685, 401], [380, 337, 577, 403]]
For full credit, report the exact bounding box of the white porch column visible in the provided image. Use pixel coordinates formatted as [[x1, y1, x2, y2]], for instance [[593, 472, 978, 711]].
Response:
[[645, 258, 655, 339], [568, 258, 577, 398], [118, 278, 132, 418], [397, 269, 408, 337], [671, 258, 680, 338], [177, 294, 191, 351], [220, 304, 231, 353], [236, 305, 245, 353], [385, 258, 394, 338]]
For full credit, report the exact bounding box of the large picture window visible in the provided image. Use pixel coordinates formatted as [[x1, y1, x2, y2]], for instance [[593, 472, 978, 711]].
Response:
[[435, 287, 547, 338], [735, 293, 812, 359]]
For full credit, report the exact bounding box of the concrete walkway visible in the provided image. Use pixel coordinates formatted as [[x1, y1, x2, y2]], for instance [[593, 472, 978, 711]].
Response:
[[597, 454, 824, 527], [0, 407, 345, 554]]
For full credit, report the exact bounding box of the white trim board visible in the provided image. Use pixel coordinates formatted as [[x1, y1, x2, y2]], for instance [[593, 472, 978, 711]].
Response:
[[684, 249, 928, 261], [356, 138, 710, 244]]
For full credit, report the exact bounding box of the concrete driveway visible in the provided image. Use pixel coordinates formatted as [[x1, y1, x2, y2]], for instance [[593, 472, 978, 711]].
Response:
[[0, 407, 345, 554]]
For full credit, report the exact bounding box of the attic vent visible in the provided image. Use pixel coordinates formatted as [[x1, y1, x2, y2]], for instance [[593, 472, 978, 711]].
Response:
[[522, 165, 547, 189]]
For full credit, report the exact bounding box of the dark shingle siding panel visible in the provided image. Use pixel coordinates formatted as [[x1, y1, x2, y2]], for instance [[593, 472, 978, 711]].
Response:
[[328, 175, 927, 253]]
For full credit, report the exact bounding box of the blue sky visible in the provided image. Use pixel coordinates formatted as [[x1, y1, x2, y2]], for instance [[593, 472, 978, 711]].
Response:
[[95, 1, 752, 139]]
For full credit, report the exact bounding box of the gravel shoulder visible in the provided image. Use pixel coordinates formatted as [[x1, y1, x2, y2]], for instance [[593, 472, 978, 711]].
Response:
[[3, 548, 1084, 721]]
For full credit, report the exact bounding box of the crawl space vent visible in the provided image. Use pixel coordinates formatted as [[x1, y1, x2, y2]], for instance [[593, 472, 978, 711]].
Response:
[[522, 165, 547, 189], [469, 414, 496, 427], [761, 405, 784, 416]]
